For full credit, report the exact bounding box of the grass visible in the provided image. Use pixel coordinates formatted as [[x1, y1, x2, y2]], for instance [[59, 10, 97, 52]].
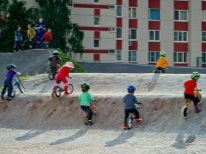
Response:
[[19, 74, 31, 82], [58, 49, 87, 73]]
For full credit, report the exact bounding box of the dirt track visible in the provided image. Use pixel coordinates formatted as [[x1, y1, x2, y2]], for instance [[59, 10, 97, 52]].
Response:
[[0, 74, 206, 153]]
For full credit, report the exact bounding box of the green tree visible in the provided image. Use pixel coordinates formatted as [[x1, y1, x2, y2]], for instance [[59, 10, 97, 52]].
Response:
[[35, 0, 84, 53]]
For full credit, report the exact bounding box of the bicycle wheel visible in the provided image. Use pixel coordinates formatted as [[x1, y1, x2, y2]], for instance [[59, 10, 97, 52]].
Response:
[[11, 89, 16, 98], [127, 115, 133, 129], [182, 105, 189, 118], [48, 73, 54, 80], [55, 86, 62, 97], [84, 116, 89, 125], [18, 83, 25, 93], [69, 84, 74, 94]]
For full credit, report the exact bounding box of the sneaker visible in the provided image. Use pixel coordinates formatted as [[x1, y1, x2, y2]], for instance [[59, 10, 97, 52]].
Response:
[[1, 95, 5, 100], [123, 123, 127, 129], [6, 97, 12, 101], [136, 118, 143, 124], [196, 108, 201, 114], [88, 120, 93, 125]]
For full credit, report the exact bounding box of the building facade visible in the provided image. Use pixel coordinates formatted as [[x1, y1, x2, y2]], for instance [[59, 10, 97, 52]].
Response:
[[69, 0, 206, 67]]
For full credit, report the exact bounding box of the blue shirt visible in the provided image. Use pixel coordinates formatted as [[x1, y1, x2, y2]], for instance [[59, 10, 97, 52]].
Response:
[[15, 30, 22, 41], [5, 70, 17, 82], [123, 94, 138, 109]]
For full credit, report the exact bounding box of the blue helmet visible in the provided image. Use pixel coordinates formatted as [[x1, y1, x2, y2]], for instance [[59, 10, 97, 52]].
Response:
[[7, 64, 16, 70], [127, 85, 136, 93]]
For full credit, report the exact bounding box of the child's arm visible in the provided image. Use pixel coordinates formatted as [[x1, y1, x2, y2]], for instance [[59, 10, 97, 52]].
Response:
[[165, 58, 170, 68], [16, 72, 21, 76]]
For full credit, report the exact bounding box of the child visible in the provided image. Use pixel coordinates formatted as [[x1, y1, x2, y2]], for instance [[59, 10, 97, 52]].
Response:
[[35, 17, 46, 44], [27, 24, 36, 48], [184, 72, 201, 113], [155, 51, 170, 73], [1, 64, 21, 101], [79, 82, 95, 125], [52, 61, 74, 96], [48, 50, 61, 73], [14, 25, 22, 52], [123, 85, 143, 129], [43, 28, 52, 48]]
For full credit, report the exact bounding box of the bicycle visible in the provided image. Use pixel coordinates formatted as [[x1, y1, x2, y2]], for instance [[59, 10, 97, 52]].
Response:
[[127, 102, 142, 129], [11, 76, 25, 98], [152, 67, 167, 73], [84, 103, 97, 125], [54, 78, 74, 97], [48, 67, 57, 80], [182, 88, 202, 118]]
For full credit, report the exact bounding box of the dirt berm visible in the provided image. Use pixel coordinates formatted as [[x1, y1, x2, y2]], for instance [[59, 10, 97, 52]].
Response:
[[0, 73, 206, 133]]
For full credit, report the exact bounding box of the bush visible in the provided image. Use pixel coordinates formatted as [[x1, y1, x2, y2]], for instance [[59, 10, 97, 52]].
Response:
[[58, 49, 87, 73]]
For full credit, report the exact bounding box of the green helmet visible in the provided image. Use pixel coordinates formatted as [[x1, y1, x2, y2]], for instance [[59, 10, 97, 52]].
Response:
[[191, 72, 200, 81], [81, 82, 90, 89], [160, 51, 166, 57]]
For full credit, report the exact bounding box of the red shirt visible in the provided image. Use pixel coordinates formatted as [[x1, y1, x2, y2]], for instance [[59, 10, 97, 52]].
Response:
[[184, 79, 197, 95], [44, 32, 52, 42], [58, 66, 70, 78]]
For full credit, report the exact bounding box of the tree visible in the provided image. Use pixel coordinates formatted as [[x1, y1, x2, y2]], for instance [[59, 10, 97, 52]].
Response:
[[0, 0, 30, 52], [35, 0, 84, 54]]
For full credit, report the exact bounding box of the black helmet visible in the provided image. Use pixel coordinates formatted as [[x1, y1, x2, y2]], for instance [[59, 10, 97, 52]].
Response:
[[7, 64, 16, 70]]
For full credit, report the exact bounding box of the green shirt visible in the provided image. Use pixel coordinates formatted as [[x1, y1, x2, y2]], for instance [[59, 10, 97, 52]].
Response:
[[79, 92, 94, 106]]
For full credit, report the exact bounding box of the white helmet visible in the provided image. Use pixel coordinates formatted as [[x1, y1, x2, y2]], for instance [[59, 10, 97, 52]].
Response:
[[64, 62, 74, 68]]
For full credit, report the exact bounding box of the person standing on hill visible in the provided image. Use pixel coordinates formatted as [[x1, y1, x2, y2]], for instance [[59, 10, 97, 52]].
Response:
[[27, 24, 36, 48], [14, 25, 22, 52], [184, 72, 201, 113], [155, 51, 170, 73], [43, 28, 52, 48], [35, 17, 46, 45]]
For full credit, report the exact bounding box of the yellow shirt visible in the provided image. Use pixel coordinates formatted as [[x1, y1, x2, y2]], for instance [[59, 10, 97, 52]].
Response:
[[27, 28, 36, 38], [156, 57, 170, 68]]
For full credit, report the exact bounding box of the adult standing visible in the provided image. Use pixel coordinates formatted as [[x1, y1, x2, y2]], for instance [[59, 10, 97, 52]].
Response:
[[35, 17, 46, 46]]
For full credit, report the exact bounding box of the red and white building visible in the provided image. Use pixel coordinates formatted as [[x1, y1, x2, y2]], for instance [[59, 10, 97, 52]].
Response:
[[26, 0, 206, 67]]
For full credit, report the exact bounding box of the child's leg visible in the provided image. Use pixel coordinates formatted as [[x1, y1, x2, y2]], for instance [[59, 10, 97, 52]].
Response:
[[1, 81, 8, 96], [124, 109, 129, 124], [7, 81, 13, 97], [131, 108, 140, 119], [81, 106, 93, 121], [52, 80, 61, 92], [192, 96, 201, 113], [62, 78, 69, 94]]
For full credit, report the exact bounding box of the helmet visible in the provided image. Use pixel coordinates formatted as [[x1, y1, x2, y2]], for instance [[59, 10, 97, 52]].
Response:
[[64, 62, 74, 68], [7, 64, 16, 70], [191, 72, 200, 81], [127, 85, 136, 93], [81, 82, 90, 89], [160, 51, 166, 57], [52, 50, 59, 55]]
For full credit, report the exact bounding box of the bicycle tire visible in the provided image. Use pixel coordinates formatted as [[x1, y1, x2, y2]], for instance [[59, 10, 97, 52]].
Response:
[[127, 115, 133, 129], [182, 105, 189, 118], [18, 84, 25, 93], [55, 86, 62, 97], [11, 89, 16, 98], [69, 84, 74, 94], [48, 73, 54, 80]]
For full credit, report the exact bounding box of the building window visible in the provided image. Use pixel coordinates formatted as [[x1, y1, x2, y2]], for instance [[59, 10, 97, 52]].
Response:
[[116, 6, 122, 16], [204, 11, 206, 21], [174, 52, 187, 63], [202, 32, 206, 41], [149, 31, 160, 41], [94, 0, 99, 3], [149, 9, 160, 20], [148, 52, 160, 62], [94, 16, 100, 25], [174, 31, 188, 42], [129, 50, 137, 62], [202, 53, 206, 63], [94, 39, 100, 48], [129, 7, 136, 18], [174, 10, 188, 21], [116, 28, 122, 38], [116, 50, 122, 61], [129, 29, 137, 40]]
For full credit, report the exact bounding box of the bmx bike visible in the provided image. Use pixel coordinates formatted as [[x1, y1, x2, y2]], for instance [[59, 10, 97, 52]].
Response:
[[11, 76, 25, 98], [127, 102, 142, 129], [182, 88, 202, 118], [48, 68, 57, 80], [84, 103, 97, 125]]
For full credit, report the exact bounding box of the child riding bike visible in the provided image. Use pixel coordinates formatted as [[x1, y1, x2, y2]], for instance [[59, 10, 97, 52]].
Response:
[[155, 51, 170, 73], [184, 72, 201, 113], [48, 50, 62, 73], [79, 82, 95, 125], [51, 61, 74, 97], [123, 85, 143, 129], [1, 64, 21, 101]]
